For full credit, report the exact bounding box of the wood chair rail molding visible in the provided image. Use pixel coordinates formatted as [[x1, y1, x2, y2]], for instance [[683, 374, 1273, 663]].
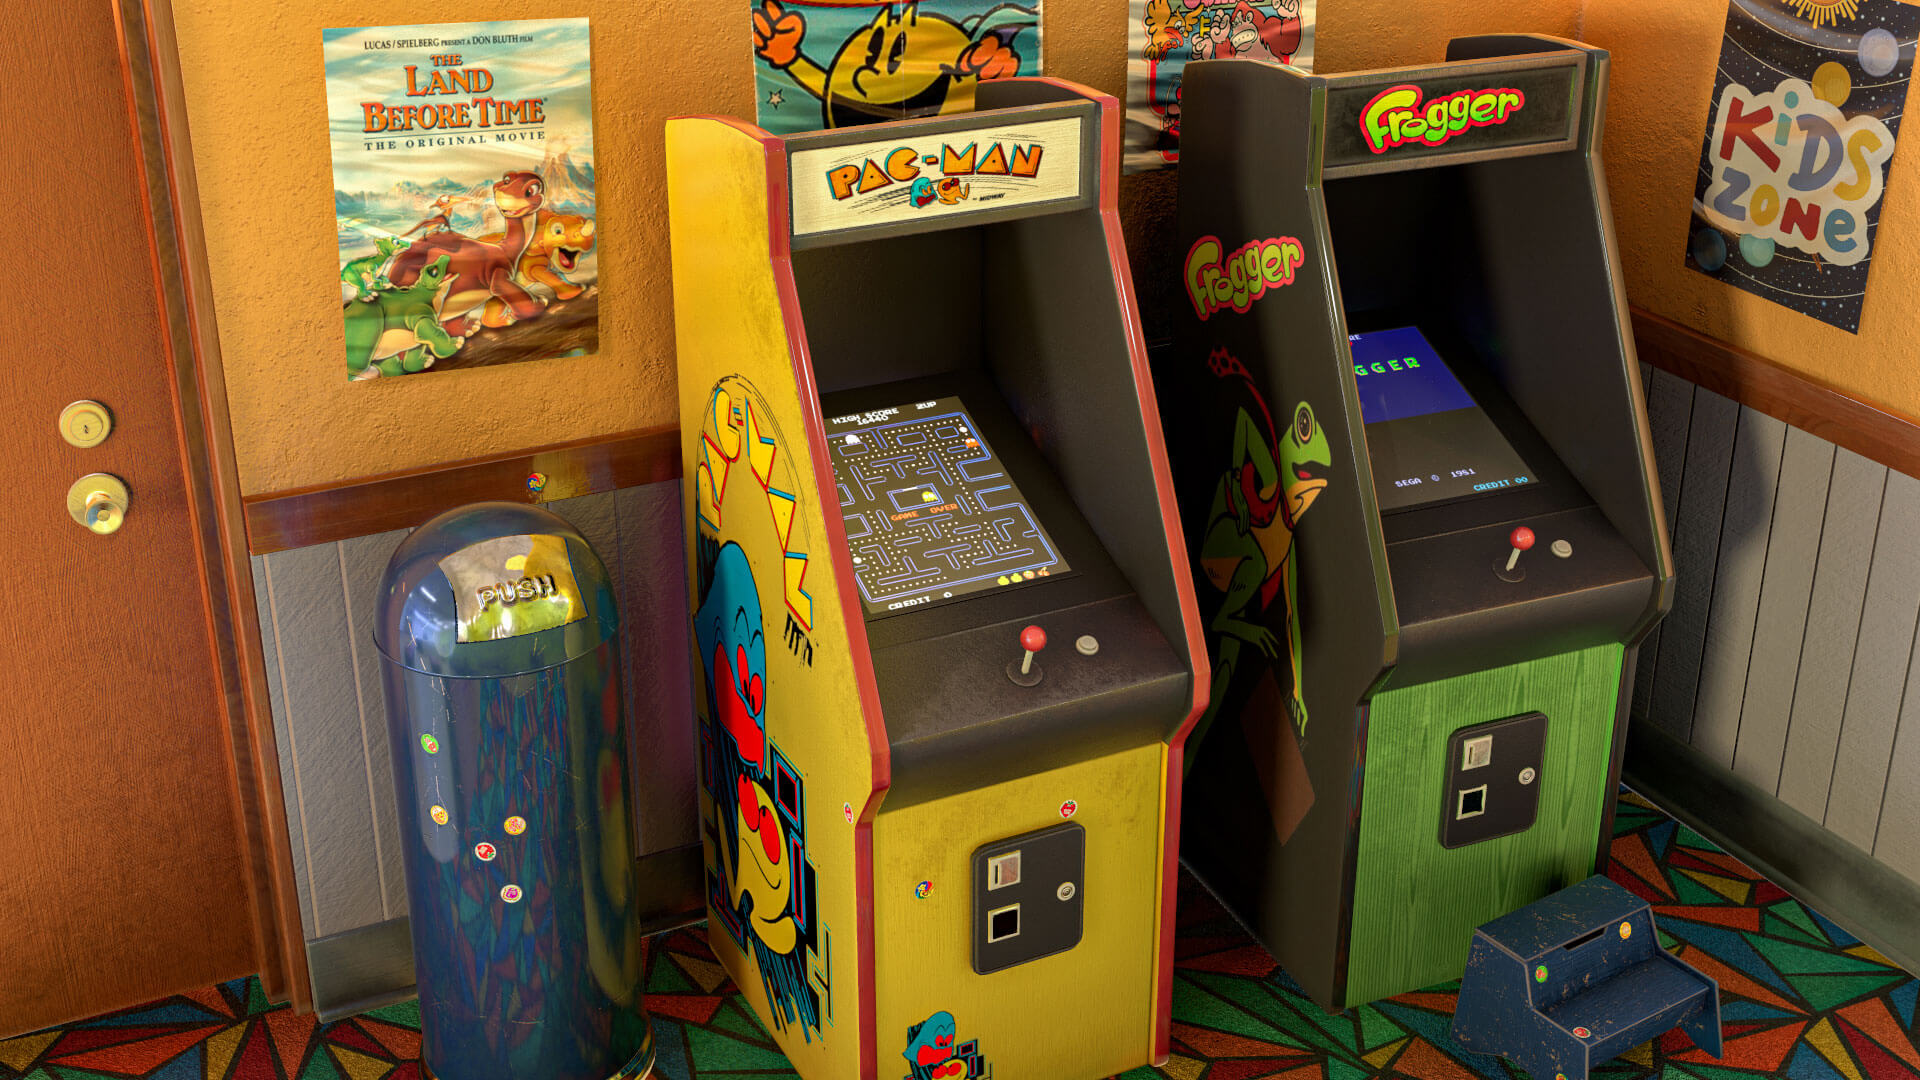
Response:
[[1631, 307, 1920, 480], [243, 424, 680, 554]]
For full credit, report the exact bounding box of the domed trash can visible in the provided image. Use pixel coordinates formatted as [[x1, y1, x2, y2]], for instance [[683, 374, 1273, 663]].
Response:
[[374, 502, 654, 1080]]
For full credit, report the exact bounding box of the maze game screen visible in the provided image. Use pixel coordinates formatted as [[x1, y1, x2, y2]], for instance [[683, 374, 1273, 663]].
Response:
[[825, 396, 1071, 616]]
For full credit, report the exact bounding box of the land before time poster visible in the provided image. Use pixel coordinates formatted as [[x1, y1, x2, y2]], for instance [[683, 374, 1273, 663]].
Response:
[[324, 18, 598, 380]]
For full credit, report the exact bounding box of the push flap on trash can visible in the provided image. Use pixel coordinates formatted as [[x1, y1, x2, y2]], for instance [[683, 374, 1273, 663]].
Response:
[[373, 501, 620, 678]]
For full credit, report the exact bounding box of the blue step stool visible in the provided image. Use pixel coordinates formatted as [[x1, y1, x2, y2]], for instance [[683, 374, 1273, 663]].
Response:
[[1450, 875, 1722, 1080]]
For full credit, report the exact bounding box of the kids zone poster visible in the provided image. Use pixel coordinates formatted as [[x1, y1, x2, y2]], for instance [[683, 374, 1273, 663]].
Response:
[[748, 0, 1044, 136], [1686, 0, 1918, 333], [1125, 0, 1315, 172], [324, 19, 598, 381]]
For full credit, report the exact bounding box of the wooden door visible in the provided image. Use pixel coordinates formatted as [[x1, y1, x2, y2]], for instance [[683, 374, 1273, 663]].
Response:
[[0, 0, 260, 1036]]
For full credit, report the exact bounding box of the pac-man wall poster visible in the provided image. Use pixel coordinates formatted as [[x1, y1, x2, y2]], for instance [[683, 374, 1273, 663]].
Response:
[[1685, 0, 1919, 332], [749, 0, 1044, 136], [1124, 0, 1315, 171]]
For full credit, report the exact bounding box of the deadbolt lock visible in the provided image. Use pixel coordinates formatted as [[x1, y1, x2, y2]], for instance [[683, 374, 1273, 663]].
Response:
[[67, 474, 129, 535], [59, 401, 113, 449]]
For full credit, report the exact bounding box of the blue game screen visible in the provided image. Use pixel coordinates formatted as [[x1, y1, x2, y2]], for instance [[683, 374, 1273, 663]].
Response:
[[826, 396, 1070, 616], [1350, 326, 1537, 512]]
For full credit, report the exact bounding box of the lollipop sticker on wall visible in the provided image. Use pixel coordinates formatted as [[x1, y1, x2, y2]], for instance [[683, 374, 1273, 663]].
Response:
[[1685, 0, 1919, 333]]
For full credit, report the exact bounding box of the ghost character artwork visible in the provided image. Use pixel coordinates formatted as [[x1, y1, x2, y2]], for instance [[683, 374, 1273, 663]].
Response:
[[692, 377, 827, 1042], [902, 1011, 990, 1080], [1192, 347, 1329, 759], [751, 0, 1041, 133]]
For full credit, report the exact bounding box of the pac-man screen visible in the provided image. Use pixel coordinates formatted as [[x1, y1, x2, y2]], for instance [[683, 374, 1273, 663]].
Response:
[[1352, 326, 1537, 512], [826, 396, 1069, 616]]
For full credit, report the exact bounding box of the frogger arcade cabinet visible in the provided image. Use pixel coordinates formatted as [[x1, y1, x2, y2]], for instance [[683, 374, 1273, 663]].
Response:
[[667, 78, 1208, 1079], [1158, 36, 1674, 1011]]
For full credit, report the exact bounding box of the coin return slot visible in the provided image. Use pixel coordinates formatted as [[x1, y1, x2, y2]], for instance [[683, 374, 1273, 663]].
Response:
[[1456, 785, 1487, 819], [987, 904, 1021, 943], [988, 851, 1022, 891]]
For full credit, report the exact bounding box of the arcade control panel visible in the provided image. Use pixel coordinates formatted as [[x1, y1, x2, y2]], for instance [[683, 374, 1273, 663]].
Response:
[[1350, 325, 1656, 681], [820, 374, 1188, 807]]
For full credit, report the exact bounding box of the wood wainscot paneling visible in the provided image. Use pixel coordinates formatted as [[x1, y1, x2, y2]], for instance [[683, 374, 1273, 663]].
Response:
[[243, 425, 680, 555], [1631, 309, 1920, 479], [1625, 306, 1920, 947]]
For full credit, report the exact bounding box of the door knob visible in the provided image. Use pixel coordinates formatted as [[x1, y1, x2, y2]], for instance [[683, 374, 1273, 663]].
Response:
[[67, 473, 129, 535]]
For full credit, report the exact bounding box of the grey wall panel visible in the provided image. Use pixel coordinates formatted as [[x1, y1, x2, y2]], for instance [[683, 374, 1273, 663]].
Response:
[[617, 481, 698, 857], [1732, 427, 1835, 792], [1636, 368, 1697, 725], [1649, 387, 1739, 740], [260, 543, 386, 939], [1875, 653, 1920, 880], [1825, 470, 1920, 849], [1779, 449, 1888, 819], [254, 554, 316, 940], [1690, 408, 1788, 766], [339, 529, 411, 921]]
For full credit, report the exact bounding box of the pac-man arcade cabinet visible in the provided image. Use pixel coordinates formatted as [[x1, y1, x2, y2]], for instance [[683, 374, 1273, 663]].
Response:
[[667, 78, 1208, 1079], [1157, 36, 1674, 1010]]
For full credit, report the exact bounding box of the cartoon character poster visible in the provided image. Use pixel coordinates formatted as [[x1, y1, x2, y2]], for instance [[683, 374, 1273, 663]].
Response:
[[324, 19, 599, 380], [749, 1, 1044, 136], [1685, 0, 1918, 332], [1125, 0, 1314, 172]]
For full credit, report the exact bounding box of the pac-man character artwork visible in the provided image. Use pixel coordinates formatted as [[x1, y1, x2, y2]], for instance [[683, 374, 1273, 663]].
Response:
[[750, 0, 1043, 135], [693, 376, 828, 1041]]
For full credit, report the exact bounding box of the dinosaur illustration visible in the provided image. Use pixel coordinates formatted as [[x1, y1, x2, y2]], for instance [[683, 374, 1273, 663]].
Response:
[[479, 208, 596, 303], [1191, 348, 1331, 761], [751, 0, 1038, 129], [339, 236, 408, 301], [386, 171, 547, 336], [401, 192, 470, 237], [344, 253, 463, 379]]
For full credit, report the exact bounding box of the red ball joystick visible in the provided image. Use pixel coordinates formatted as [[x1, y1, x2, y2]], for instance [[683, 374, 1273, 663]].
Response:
[[1505, 526, 1536, 573], [1019, 626, 1048, 676]]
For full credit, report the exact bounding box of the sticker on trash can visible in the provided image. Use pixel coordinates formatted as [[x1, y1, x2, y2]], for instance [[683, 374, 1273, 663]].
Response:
[[439, 533, 586, 643]]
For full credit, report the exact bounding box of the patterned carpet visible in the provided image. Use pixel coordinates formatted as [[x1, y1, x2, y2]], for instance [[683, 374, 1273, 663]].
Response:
[[2, 790, 1915, 1080]]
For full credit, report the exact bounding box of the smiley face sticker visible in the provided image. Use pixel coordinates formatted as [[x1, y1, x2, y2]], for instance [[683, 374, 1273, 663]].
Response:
[[504, 816, 527, 836], [429, 805, 450, 827]]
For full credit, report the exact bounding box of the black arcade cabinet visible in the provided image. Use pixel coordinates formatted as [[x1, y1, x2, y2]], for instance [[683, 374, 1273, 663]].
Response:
[[1155, 35, 1675, 1010]]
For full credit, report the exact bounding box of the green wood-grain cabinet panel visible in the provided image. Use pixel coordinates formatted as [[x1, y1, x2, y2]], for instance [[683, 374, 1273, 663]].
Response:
[[1345, 644, 1624, 1006]]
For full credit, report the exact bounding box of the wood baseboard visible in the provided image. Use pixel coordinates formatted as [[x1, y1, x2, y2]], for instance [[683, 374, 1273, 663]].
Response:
[[1622, 720, 1920, 976], [305, 844, 707, 1021]]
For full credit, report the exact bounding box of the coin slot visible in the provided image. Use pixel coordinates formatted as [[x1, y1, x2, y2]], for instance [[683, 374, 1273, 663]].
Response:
[[988, 851, 1022, 890], [1462, 735, 1494, 770], [987, 903, 1021, 943]]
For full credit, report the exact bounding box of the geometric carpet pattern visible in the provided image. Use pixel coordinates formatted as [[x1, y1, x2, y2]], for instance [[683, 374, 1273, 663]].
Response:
[[2, 790, 1914, 1080]]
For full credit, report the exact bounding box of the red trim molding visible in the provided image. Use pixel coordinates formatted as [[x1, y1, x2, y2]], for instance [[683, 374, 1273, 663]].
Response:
[[1632, 307, 1920, 479], [242, 425, 679, 555]]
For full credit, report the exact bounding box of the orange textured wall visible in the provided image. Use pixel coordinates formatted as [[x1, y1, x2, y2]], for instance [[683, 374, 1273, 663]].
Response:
[[169, 0, 1588, 495], [1584, 1, 1920, 421]]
